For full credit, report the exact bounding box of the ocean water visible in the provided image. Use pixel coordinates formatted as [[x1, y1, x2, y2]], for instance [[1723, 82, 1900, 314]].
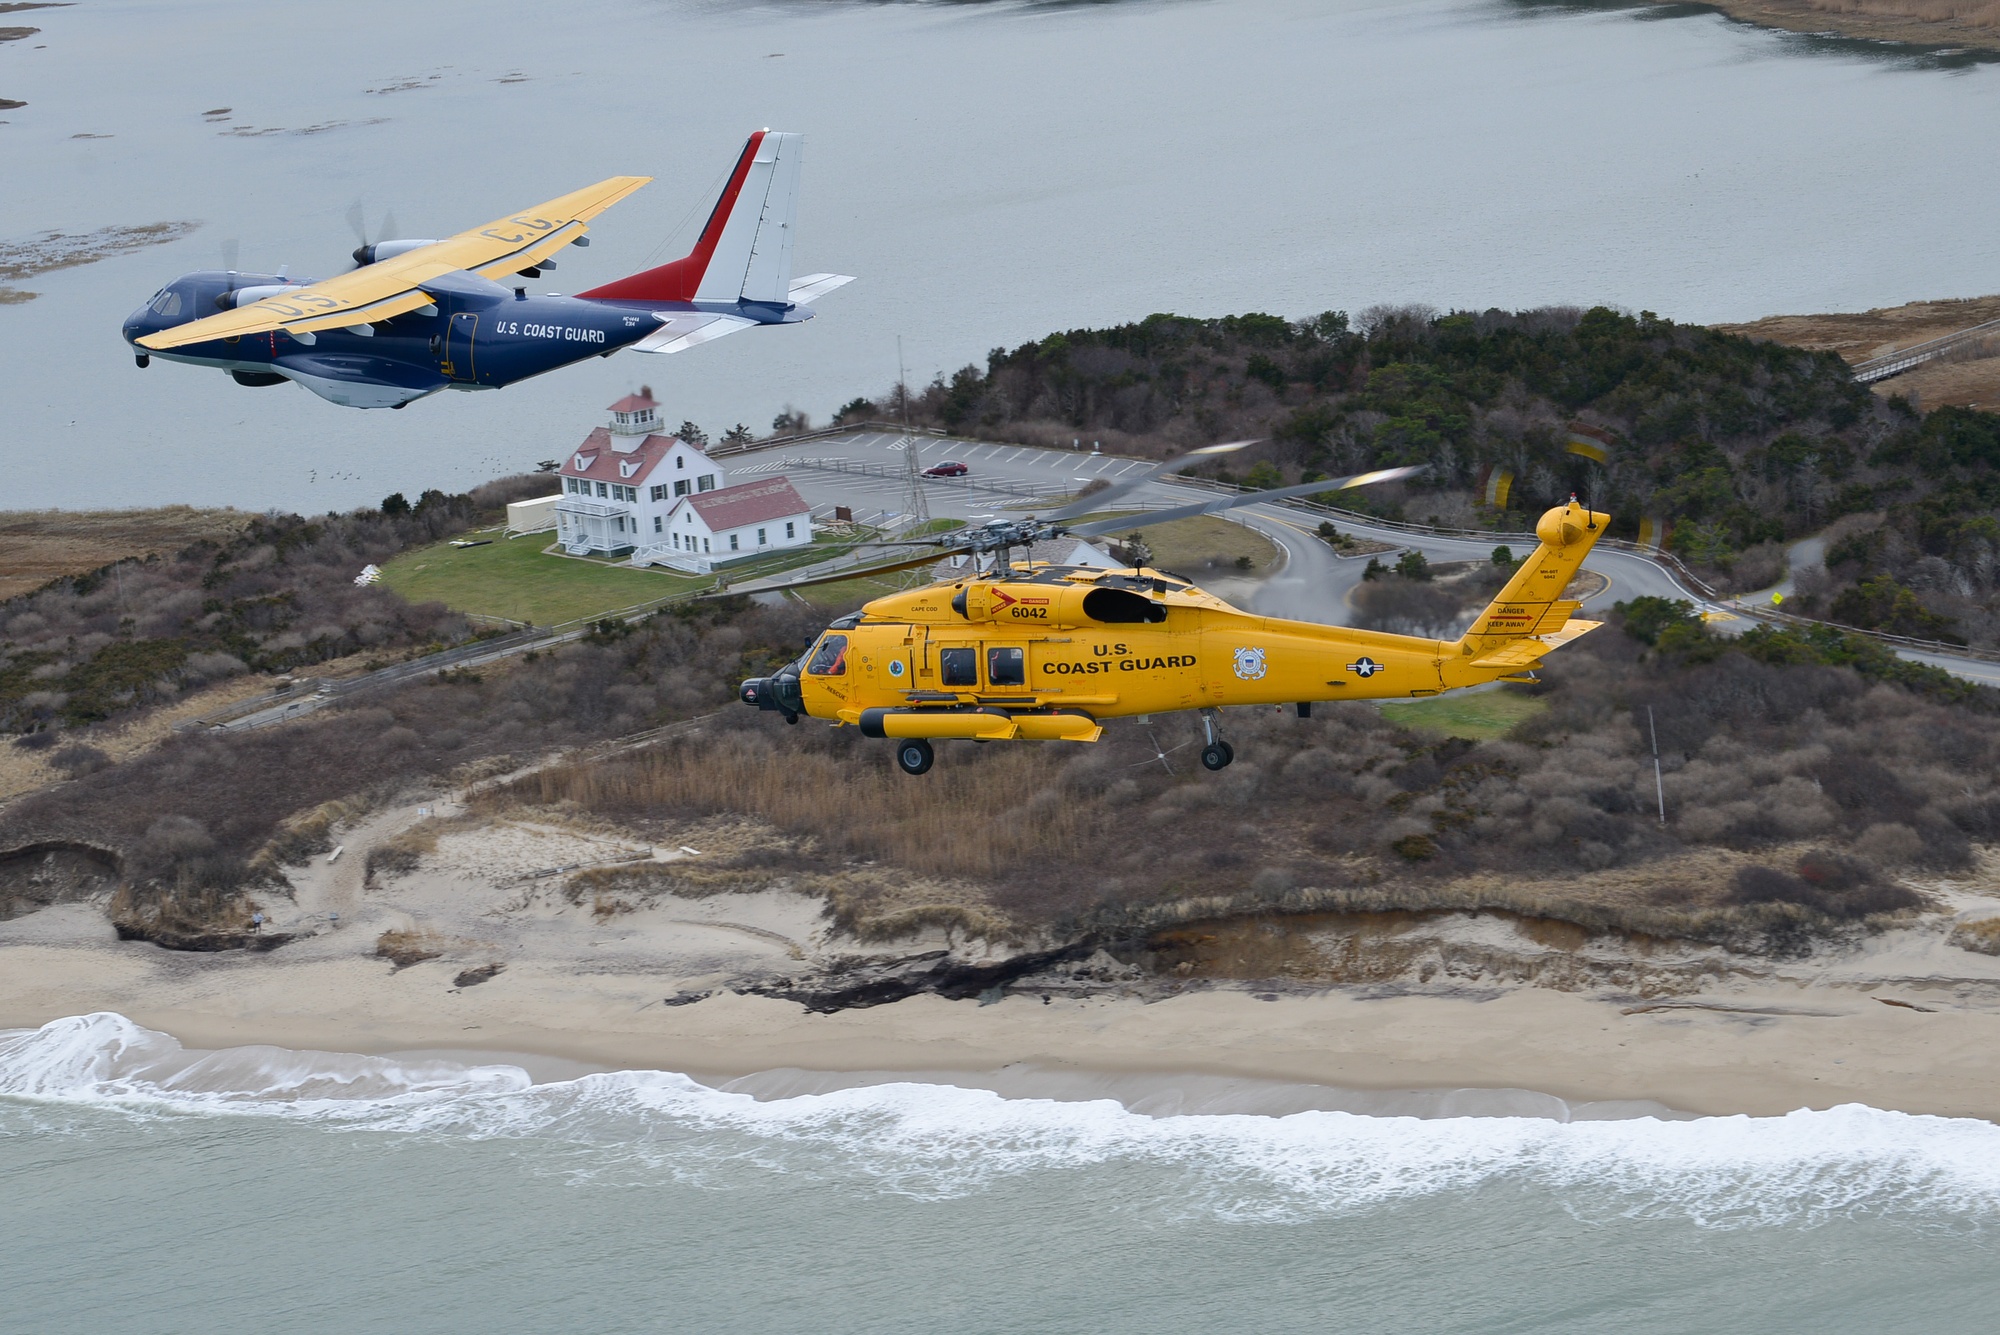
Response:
[[4, 1015, 1999, 1333], [4, 0, 2000, 510]]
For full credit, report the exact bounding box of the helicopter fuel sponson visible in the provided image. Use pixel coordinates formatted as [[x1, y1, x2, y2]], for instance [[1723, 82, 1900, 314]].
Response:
[[741, 499, 1610, 775]]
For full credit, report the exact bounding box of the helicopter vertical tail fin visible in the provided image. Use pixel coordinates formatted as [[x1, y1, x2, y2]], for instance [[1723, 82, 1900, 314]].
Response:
[[1450, 500, 1609, 674]]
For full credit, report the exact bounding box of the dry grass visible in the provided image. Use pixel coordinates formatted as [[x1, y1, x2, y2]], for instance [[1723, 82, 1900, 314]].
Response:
[[375, 928, 447, 969], [1694, 0, 2000, 42], [364, 821, 441, 880], [0, 506, 251, 601], [1950, 917, 2000, 955], [503, 733, 1097, 883]]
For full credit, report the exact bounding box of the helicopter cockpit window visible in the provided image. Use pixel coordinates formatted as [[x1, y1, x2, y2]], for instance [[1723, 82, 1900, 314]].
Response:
[[805, 633, 848, 676], [939, 647, 978, 687], [987, 647, 1025, 688], [149, 288, 183, 318]]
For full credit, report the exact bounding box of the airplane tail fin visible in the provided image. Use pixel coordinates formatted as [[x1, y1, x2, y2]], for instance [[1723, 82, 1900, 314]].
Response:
[[579, 130, 802, 306], [1448, 500, 1610, 677]]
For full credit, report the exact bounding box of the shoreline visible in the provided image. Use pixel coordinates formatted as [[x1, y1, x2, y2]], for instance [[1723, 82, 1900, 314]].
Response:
[[7, 939, 2000, 1121], [1672, 0, 2000, 54]]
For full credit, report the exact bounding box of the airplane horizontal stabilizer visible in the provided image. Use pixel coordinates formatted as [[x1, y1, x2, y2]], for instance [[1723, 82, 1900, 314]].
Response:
[[631, 312, 756, 355], [788, 273, 855, 306]]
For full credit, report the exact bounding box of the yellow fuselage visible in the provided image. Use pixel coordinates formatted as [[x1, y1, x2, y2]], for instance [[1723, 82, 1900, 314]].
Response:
[[770, 501, 1610, 745]]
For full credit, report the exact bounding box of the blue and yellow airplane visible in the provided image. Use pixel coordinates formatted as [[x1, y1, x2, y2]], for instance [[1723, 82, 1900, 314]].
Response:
[[122, 131, 851, 409]]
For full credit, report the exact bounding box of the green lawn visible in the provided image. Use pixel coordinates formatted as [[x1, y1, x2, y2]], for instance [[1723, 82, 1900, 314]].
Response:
[[1378, 688, 1546, 740], [381, 530, 703, 625], [384, 527, 882, 625]]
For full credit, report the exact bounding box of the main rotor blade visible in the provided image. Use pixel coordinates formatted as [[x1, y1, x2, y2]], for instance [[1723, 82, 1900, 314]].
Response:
[[1042, 439, 1259, 521], [1064, 465, 1424, 539], [705, 550, 953, 599]]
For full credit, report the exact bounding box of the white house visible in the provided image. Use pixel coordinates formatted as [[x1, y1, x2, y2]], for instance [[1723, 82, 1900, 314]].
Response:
[[552, 389, 812, 572]]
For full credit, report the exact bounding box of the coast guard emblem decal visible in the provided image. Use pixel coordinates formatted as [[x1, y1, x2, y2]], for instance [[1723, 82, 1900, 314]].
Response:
[[1347, 656, 1384, 678], [1232, 646, 1267, 681], [889, 659, 905, 678]]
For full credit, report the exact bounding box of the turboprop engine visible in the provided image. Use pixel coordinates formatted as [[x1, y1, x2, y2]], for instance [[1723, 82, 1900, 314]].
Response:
[[351, 239, 441, 265]]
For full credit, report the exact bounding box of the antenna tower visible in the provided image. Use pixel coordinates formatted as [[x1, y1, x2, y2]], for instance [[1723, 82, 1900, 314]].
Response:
[[897, 336, 930, 533]]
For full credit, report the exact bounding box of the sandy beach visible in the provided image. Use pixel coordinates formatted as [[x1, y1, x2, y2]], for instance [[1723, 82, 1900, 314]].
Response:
[[8, 921, 2000, 1120]]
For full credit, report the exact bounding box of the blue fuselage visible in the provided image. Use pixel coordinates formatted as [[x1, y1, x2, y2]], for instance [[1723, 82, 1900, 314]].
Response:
[[122, 271, 681, 409]]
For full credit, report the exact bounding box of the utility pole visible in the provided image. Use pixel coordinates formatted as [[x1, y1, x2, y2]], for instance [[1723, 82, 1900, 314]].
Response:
[[1649, 706, 1667, 825], [897, 335, 930, 533]]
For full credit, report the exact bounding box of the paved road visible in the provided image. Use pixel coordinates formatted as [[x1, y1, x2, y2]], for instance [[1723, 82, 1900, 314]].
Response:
[[730, 430, 2000, 687]]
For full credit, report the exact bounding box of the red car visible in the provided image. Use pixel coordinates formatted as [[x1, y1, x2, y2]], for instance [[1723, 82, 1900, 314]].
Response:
[[922, 461, 969, 477]]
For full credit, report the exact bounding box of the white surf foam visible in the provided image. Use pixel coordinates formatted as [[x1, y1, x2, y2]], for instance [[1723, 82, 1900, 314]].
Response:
[[7, 1013, 1999, 1226]]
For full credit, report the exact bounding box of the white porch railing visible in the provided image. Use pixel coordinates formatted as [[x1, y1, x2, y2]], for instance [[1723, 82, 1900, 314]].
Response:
[[556, 498, 632, 520], [631, 544, 711, 573]]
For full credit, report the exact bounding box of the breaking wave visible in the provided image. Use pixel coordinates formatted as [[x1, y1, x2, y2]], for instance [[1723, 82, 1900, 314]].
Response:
[[6, 1012, 1999, 1227]]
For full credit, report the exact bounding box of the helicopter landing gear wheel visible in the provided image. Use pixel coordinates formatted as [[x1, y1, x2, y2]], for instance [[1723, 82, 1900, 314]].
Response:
[[1198, 708, 1234, 771], [894, 738, 935, 776]]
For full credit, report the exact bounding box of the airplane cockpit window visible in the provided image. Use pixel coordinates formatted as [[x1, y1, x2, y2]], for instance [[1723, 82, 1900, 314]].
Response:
[[149, 289, 183, 318], [805, 633, 848, 676], [939, 647, 978, 686], [987, 647, 1025, 687]]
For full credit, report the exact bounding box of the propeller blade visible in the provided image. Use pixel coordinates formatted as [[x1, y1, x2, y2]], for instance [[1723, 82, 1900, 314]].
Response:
[[379, 209, 399, 244], [705, 550, 954, 599], [219, 238, 239, 273], [344, 200, 367, 246], [1042, 439, 1259, 521], [1064, 465, 1425, 539]]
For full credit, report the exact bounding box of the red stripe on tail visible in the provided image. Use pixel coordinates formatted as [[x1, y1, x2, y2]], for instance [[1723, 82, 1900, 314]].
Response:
[[578, 131, 766, 302]]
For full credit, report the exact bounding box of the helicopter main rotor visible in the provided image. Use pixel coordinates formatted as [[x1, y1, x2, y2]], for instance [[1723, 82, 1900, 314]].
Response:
[[718, 441, 1423, 598]]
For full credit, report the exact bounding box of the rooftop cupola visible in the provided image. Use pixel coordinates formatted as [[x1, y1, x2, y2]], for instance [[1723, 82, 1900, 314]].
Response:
[[606, 385, 661, 451]]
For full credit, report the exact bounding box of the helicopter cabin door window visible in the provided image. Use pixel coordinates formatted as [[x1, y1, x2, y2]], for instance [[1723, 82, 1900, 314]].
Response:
[[986, 647, 1026, 688], [939, 647, 978, 687], [806, 634, 848, 676]]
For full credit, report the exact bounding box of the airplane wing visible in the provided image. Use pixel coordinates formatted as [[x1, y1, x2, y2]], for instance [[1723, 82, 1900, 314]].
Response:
[[136, 176, 651, 351]]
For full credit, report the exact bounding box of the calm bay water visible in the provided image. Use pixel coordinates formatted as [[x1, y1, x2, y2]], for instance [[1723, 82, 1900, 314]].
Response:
[[2, 0, 1998, 511], [4, 1015, 2000, 1333]]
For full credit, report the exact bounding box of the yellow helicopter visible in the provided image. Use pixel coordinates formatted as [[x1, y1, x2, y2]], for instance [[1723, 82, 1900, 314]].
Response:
[[738, 442, 1609, 774]]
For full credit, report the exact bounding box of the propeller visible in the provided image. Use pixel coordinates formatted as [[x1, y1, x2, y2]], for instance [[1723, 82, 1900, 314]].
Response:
[[717, 453, 1424, 599], [346, 200, 401, 267]]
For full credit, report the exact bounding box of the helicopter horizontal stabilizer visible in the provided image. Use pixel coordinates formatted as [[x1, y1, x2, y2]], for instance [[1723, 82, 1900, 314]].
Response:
[[1468, 619, 1601, 671]]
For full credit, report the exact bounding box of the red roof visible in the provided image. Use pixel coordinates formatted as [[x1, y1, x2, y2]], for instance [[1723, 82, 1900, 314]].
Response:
[[684, 477, 811, 530], [607, 391, 659, 413], [562, 428, 682, 483]]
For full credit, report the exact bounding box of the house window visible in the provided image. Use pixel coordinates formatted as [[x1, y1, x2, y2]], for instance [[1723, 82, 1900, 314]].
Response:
[[785, 521, 795, 539], [729, 533, 739, 551], [595, 481, 608, 498], [987, 647, 1026, 687], [615, 516, 625, 533], [654, 515, 662, 533], [939, 648, 978, 687], [697, 475, 717, 492], [674, 479, 690, 497], [651, 484, 667, 501], [703, 538, 710, 553], [757, 528, 767, 545], [672, 533, 680, 549], [675, 456, 685, 470]]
